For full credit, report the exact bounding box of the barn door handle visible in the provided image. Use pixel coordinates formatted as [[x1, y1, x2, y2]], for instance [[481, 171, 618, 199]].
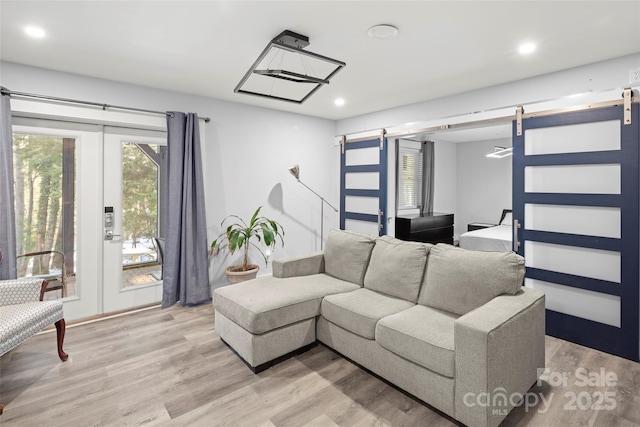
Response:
[[513, 219, 521, 251]]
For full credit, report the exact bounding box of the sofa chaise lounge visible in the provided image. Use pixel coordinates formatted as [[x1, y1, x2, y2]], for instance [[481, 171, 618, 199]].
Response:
[[213, 229, 545, 427]]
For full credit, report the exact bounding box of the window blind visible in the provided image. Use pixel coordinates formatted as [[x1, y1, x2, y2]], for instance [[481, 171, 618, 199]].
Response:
[[398, 145, 423, 209]]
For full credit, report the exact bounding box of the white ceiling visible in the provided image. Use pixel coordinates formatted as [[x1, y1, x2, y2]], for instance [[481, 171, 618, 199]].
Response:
[[1, 1, 639, 121]]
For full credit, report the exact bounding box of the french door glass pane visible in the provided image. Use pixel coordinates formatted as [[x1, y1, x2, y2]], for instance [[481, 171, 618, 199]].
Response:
[[13, 133, 77, 298], [121, 142, 162, 288]]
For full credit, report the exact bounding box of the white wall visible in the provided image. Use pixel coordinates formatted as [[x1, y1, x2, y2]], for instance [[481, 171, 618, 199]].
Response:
[[455, 137, 512, 237], [433, 140, 457, 220], [1, 61, 338, 288], [336, 53, 640, 135]]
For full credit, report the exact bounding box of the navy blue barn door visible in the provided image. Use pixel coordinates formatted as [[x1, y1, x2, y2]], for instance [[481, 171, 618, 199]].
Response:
[[513, 101, 639, 361], [340, 132, 388, 236]]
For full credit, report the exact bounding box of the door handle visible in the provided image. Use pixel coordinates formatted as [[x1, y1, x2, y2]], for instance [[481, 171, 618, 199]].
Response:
[[105, 230, 121, 241], [513, 219, 521, 251]]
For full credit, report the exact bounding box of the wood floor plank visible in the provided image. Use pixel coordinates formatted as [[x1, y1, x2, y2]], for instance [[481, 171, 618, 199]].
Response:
[[1, 303, 639, 427], [303, 414, 340, 427]]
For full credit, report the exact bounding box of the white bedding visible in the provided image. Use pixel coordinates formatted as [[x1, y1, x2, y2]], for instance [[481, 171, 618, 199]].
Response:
[[459, 224, 513, 252]]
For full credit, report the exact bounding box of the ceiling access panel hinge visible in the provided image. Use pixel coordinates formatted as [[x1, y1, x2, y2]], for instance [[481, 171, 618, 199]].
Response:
[[623, 88, 632, 125], [516, 106, 524, 136]]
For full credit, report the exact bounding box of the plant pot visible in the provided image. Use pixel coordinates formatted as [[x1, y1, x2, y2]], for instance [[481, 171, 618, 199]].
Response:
[[225, 264, 259, 284]]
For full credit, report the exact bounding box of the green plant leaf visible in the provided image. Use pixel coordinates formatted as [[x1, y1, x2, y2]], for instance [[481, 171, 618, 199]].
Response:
[[223, 214, 247, 228], [249, 206, 262, 227], [229, 230, 239, 252], [261, 223, 275, 246]]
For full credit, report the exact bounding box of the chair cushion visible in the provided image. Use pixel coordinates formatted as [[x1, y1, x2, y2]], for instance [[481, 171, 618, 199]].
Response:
[[0, 278, 43, 305], [213, 274, 359, 335], [364, 236, 430, 302], [321, 288, 414, 339], [324, 229, 375, 286], [0, 300, 64, 356], [418, 244, 525, 316], [376, 305, 458, 378]]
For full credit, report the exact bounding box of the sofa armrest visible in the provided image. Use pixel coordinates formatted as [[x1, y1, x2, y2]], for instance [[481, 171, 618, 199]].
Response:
[[454, 287, 545, 427], [272, 252, 325, 278], [0, 278, 46, 306]]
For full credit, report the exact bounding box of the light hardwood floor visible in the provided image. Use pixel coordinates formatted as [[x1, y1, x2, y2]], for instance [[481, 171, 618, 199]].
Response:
[[1, 303, 639, 426]]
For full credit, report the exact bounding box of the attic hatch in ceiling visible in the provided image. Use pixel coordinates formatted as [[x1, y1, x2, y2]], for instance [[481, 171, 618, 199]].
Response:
[[234, 30, 346, 104]]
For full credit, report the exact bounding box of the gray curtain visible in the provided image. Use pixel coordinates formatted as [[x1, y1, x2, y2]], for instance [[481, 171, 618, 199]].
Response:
[[394, 139, 400, 214], [162, 112, 211, 307], [0, 88, 17, 280], [421, 140, 435, 214]]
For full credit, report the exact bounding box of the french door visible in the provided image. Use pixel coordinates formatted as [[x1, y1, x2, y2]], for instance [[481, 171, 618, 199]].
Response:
[[513, 103, 639, 361], [12, 120, 165, 321], [340, 133, 388, 236], [103, 128, 165, 313]]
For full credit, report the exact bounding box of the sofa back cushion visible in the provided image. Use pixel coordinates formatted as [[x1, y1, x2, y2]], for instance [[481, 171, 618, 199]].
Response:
[[364, 236, 431, 302], [324, 229, 375, 286], [418, 244, 525, 315]]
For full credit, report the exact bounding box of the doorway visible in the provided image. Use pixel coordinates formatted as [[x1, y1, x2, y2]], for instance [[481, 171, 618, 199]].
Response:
[[12, 119, 165, 321]]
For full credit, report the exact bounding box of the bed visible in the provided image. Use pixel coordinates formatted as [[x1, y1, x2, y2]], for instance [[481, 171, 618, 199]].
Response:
[[459, 209, 513, 252]]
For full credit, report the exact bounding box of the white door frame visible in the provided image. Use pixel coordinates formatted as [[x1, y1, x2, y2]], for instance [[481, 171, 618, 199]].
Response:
[[11, 100, 170, 321]]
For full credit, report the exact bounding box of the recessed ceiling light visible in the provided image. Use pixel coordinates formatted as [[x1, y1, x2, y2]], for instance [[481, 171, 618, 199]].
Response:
[[367, 24, 399, 39], [25, 26, 46, 39], [518, 42, 536, 55], [334, 98, 346, 107]]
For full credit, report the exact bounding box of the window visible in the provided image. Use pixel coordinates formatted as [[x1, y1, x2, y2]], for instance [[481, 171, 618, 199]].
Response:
[[398, 142, 423, 210]]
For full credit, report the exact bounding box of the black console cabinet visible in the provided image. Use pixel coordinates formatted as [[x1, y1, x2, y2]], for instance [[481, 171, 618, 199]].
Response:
[[395, 212, 454, 245]]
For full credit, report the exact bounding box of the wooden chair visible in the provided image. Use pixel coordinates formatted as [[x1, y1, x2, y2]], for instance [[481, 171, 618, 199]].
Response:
[[0, 277, 68, 415], [16, 250, 67, 297]]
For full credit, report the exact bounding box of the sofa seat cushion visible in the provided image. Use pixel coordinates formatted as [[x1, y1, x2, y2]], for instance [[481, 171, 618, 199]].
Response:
[[419, 244, 525, 316], [321, 288, 414, 339], [376, 305, 458, 378], [324, 229, 375, 286], [364, 236, 431, 302], [213, 274, 359, 335], [0, 300, 63, 356]]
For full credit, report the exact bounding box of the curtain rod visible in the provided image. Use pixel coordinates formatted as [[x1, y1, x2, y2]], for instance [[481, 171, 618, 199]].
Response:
[[0, 88, 211, 123]]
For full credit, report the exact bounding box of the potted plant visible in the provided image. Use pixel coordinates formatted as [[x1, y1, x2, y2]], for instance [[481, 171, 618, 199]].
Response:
[[210, 206, 285, 284]]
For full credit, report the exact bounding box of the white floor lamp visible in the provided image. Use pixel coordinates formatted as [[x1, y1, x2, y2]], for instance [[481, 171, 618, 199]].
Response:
[[288, 164, 338, 250]]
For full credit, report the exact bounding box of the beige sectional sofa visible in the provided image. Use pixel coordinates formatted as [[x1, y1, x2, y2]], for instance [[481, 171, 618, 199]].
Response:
[[213, 229, 545, 427]]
